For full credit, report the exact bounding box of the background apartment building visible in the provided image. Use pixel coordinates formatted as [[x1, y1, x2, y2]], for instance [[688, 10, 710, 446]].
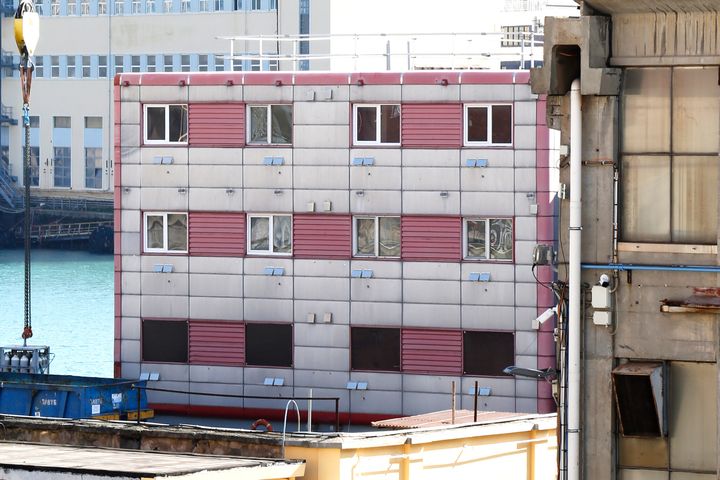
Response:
[[533, 0, 720, 478], [114, 70, 557, 420]]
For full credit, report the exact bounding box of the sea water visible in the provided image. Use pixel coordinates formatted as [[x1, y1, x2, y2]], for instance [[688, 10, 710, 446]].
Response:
[[0, 249, 113, 377]]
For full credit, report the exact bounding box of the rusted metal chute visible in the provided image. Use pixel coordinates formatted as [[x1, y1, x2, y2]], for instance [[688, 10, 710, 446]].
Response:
[[14, 0, 39, 345]]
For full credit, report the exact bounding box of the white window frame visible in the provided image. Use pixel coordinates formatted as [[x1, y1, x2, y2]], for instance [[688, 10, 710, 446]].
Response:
[[97, 0, 107, 13], [246, 104, 293, 145], [463, 103, 513, 147], [143, 104, 188, 145], [50, 0, 59, 15], [131, 0, 141, 12], [463, 217, 514, 261], [114, 0, 124, 14], [66, 0, 76, 14], [198, 0, 208, 10], [143, 212, 188, 254], [353, 216, 401, 258], [163, 0, 172, 12], [81, 56, 91, 77], [352, 104, 401, 146], [247, 214, 293, 256], [80, 0, 89, 13]]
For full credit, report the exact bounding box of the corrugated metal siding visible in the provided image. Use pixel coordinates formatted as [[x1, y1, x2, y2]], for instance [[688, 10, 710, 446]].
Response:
[[402, 328, 463, 375], [401, 216, 462, 261], [189, 212, 246, 257], [189, 320, 245, 366], [188, 103, 245, 147], [401, 103, 462, 148], [293, 214, 352, 259]]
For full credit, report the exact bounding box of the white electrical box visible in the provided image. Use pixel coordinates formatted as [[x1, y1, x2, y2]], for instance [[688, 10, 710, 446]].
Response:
[[593, 311, 612, 326], [592, 285, 611, 309]]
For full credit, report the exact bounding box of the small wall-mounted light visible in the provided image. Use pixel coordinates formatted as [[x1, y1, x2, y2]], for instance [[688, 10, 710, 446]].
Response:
[[273, 189, 283, 195], [122, 80, 130, 87], [123, 187, 130, 194], [225, 188, 235, 196], [356, 78, 365, 86], [178, 79, 187, 87], [438, 78, 449, 86], [274, 79, 282, 87], [355, 190, 365, 197], [439, 191, 449, 198], [177, 187, 187, 194], [226, 79, 234, 86]]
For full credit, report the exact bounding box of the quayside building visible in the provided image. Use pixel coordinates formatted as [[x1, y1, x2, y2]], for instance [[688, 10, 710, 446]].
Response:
[[114, 69, 557, 421]]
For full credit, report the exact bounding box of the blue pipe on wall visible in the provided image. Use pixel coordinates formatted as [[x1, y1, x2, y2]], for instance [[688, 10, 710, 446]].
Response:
[[582, 263, 720, 273]]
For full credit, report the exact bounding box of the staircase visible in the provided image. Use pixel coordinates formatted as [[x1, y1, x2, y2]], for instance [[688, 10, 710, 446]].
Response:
[[0, 161, 21, 210]]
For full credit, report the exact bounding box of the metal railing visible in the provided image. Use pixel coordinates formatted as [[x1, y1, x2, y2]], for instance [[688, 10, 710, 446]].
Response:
[[218, 31, 545, 71], [0, 162, 21, 209], [18, 220, 113, 242]]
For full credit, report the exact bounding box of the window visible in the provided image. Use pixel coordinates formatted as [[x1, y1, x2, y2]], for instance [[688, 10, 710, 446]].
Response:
[[50, 0, 59, 15], [463, 331, 514, 376], [232, 58, 243, 71], [214, 54, 225, 71], [247, 105, 292, 144], [464, 104, 513, 146], [621, 67, 719, 245], [180, 54, 190, 72], [53, 146, 71, 187], [464, 218, 513, 260], [144, 212, 188, 253], [30, 147, 40, 186], [114, 0, 124, 14], [214, 0, 223, 9], [114, 55, 124, 76], [354, 216, 400, 257], [163, 55, 174, 72], [247, 214, 291, 254], [66, 56, 76, 78], [131, 0, 141, 12], [142, 320, 188, 363], [51, 56, 59, 78], [146, 55, 156, 72], [98, 56, 107, 77], [35, 0, 43, 15], [268, 59, 278, 71], [34, 56, 43, 77], [198, 54, 208, 72], [146, 0, 155, 11], [144, 104, 188, 144], [351, 327, 401, 371], [163, 0, 171, 12], [80, 0, 89, 14], [198, 0, 207, 10], [250, 59, 260, 71], [501, 25, 532, 47], [251, 0, 260, 9], [67, 0, 76, 14], [97, 0, 106, 13], [81, 56, 91, 77], [85, 147, 103, 188], [245, 323, 292, 367], [613, 362, 665, 437], [268, 0, 275, 9], [180, 0, 188, 10], [353, 104, 400, 145], [131, 55, 140, 72]]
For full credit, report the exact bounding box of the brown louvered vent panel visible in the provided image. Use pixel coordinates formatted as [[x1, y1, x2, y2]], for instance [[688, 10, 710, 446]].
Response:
[[189, 212, 245, 257], [401, 216, 462, 261], [188, 103, 245, 147], [402, 328, 463, 375], [401, 103, 463, 148], [293, 214, 352, 259], [189, 320, 245, 366]]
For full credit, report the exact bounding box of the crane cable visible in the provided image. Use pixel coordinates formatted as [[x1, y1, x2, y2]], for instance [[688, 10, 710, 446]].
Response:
[[15, 0, 39, 344]]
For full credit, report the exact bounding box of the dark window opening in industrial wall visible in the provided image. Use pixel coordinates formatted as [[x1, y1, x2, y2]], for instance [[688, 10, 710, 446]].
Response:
[[463, 331, 514, 376], [464, 104, 512, 146], [621, 67, 719, 245], [612, 362, 665, 437], [142, 319, 188, 363], [617, 361, 717, 477], [351, 327, 401, 371], [245, 323, 292, 367]]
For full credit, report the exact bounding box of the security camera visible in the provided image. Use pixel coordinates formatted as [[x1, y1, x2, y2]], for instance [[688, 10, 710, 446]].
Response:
[[532, 306, 557, 330], [599, 274, 610, 288]]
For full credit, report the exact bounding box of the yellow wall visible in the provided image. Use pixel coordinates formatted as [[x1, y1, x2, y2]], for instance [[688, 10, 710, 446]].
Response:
[[285, 422, 558, 480]]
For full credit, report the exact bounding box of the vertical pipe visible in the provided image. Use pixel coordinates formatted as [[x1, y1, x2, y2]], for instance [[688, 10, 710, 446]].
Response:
[[135, 385, 141, 425], [385, 40, 391, 71], [451, 381, 456, 425], [568, 78, 582, 480], [473, 380, 478, 422], [307, 388, 312, 432], [334, 398, 339, 432]]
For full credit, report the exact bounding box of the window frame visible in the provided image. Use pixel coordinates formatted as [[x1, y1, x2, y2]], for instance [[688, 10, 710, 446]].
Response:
[[246, 104, 293, 146], [143, 211, 188, 254], [143, 104, 188, 145], [246, 214, 293, 256], [463, 217, 514, 262], [352, 215, 401, 258], [350, 326, 401, 372], [463, 103, 513, 147], [352, 103, 401, 146]]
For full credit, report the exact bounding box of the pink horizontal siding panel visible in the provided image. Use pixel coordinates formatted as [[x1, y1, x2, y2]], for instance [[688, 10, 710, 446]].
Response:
[[189, 212, 246, 257], [402, 328, 463, 375], [401, 216, 462, 261], [401, 103, 463, 148], [189, 320, 245, 366], [188, 103, 245, 147], [293, 214, 352, 259]]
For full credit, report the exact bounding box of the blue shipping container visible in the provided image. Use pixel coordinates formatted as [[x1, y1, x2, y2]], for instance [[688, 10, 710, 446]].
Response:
[[0, 372, 151, 419]]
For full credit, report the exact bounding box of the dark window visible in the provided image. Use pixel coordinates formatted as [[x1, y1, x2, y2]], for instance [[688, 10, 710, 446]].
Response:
[[245, 323, 292, 367], [612, 362, 666, 437], [351, 327, 401, 371], [467, 106, 488, 142], [463, 331, 514, 376], [142, 320, 188, 363]]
